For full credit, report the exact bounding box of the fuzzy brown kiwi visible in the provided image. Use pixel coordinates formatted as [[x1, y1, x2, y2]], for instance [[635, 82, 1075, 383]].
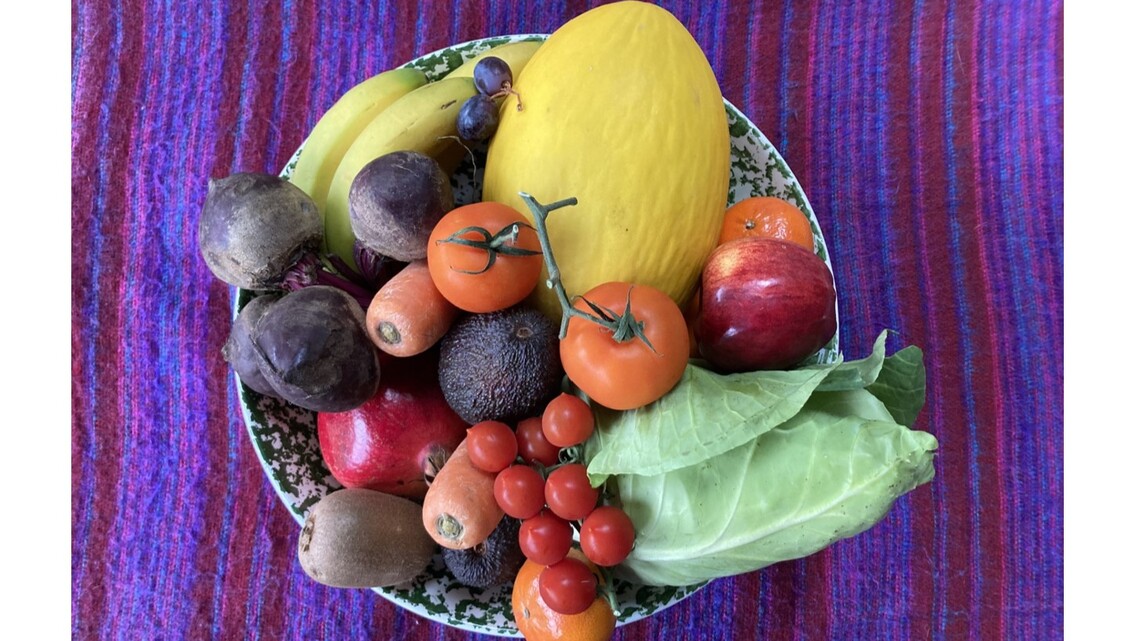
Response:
[[298, 488, 437, 588]]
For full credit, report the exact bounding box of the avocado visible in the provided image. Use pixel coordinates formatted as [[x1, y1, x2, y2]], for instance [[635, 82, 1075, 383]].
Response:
[[442, 516, 525, 589], [438, 305, 562, 425]]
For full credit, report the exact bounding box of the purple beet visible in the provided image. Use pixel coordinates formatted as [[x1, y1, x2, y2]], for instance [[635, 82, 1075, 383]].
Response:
[[198, 173, 323, 290], [250, 286, 381, 412]]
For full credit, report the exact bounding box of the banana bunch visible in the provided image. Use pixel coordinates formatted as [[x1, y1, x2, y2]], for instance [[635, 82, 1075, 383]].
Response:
[[289, 40, 542, 270]]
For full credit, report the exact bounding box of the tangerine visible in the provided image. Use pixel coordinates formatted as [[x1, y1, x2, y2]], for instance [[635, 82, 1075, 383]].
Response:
[[511, 549, 616, 641], [719, 196, 815, 251]]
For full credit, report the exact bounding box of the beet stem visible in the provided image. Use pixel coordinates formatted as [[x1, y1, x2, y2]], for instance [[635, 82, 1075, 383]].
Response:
[[282, 252, 376, 310], [325, 253, 371, 289], [314, 270, 374, 309]]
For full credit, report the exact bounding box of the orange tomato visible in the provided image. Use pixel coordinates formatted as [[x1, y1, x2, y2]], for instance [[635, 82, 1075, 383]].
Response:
[[427, 202, 542, 313], [718, 196, 815, 251], [561, 282, 688, 411], [512, 549, 616, 641]]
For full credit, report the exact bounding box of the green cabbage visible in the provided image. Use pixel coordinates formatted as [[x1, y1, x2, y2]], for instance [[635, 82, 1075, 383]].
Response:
[[585, 332, 898, 483], [584, 334, 938, 587]]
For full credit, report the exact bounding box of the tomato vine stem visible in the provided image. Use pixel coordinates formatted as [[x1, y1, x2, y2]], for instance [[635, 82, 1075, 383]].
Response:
[[434, 221, 542, 275], [519, 192, 656, 352]]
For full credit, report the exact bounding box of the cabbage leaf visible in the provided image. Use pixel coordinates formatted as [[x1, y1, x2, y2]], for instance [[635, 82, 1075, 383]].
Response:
[[614, 390, 938, 586], [586, 331, 900, 483]]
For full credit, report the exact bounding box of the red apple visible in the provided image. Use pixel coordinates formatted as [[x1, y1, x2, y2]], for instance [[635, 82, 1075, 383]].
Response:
[[317, 349, 469, 500], [695, 238, 837, 372]]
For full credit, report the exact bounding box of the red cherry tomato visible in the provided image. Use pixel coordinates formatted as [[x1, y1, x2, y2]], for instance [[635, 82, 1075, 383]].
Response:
[[580, 506, 636, 567], [466, 421, 518, 473], [544, 464, 599, 521], [516, 416, 561, 467], [518, 510, 573, 566], [541, 393, 595, 448], [539, 557, 599, 615], [493, 464, 546, 520]]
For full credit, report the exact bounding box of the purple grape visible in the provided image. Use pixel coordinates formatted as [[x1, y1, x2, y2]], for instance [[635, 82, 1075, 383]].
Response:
[[456, 94, 500, 142], [473, 56, 513, 96]]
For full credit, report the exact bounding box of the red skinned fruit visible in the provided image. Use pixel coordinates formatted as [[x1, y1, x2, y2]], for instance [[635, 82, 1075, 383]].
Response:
[[580, 506, 636, 567], [696, 238, 837, 372], [516, 416, 561, 467], [544, 464, 599, 522], [518, 509, 573, 565], [317, 349, 468, 500]]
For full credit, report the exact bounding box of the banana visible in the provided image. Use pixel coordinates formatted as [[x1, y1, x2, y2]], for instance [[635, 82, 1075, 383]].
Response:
[[448, 39, 543, 81], [324, 76, 477, 268], [290, 67, 427, 215], [323, 43, 542, 269]]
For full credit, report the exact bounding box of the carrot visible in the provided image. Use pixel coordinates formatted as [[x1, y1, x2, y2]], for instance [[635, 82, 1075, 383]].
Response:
[[421, 437, 504, 550], [365, 260, 459, 357]]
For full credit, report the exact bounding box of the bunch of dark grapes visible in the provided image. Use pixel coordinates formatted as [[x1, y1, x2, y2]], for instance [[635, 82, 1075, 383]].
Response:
[[456, 56, 522, 143]]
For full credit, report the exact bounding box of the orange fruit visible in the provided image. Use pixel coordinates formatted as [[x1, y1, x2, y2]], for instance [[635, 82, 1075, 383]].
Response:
[[718, 196, 815, 251], [511, 549, 616, 641]]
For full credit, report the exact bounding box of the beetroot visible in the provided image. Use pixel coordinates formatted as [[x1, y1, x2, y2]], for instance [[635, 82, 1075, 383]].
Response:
[[222, 293, 283, 399], [198, 173, 323, 290], [348, 150, 454, 262], [252, 286, 381, 412]]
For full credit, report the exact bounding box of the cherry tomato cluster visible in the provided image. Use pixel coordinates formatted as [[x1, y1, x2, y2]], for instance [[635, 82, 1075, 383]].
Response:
[[465, 392, 636, 615]]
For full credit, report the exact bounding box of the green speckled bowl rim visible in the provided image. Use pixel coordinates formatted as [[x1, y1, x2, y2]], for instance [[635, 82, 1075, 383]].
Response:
[[234, 33, 840, 638]]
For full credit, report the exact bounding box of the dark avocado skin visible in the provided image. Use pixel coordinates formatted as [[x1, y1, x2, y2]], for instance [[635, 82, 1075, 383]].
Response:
[[442, 516, 525, 589], [438, 306, 563, 425]]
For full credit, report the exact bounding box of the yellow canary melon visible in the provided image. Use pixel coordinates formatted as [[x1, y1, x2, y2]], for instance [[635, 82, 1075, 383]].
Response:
[[483, 1, 730, 320]]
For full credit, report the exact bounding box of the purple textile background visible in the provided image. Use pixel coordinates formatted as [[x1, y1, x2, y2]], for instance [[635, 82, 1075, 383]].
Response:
[[71, 1, 1063, 639]]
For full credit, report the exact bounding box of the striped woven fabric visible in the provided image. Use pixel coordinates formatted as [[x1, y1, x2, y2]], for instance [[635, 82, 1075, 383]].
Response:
[[72, 1, 1063, 639]]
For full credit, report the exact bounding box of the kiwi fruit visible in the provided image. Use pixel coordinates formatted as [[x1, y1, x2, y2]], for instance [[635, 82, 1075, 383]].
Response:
[[442, 516, 525, 589], [438, 305, 562, 425], [297, 488, 437, 588]]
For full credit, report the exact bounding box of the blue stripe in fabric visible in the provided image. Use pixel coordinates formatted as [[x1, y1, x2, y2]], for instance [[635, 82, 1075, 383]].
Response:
[[872, 1, 913, 637], [270, 0, 297, 165], [932, 1, 956, 638], [777, 0, 794, 154], [944, 1, 988, 638], [203, 3, 238, 634]]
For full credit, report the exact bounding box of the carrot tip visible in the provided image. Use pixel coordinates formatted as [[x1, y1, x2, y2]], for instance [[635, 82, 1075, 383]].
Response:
[[378, 321, 401, 345], [436, 513, 464, 541]]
